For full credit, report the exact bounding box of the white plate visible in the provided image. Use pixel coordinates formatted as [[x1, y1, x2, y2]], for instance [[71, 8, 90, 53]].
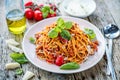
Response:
[[61, 0, 96, 18], [22, 16, 105, 74]]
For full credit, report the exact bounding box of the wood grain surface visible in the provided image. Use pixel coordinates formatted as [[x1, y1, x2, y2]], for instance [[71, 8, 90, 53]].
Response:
[[0, 0, 120, 80]]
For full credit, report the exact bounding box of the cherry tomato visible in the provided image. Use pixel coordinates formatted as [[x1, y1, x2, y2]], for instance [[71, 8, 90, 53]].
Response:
[[34, 10, 43, 21], [38, 4, 44, 8], [59, 36, 68, 43], [46, 59, 54, 64], [25, 8, 34, 19], [55, 55, 64, 66], [34, 7, 40, 11], [25, 1, 33, 7], [47, 13, 51, 18], [50, 12, 57, 17], [49, 4, 53, 8], [47, 12, 57, 18], [93, 43, 98, 51], [49, 4, 57, 11]]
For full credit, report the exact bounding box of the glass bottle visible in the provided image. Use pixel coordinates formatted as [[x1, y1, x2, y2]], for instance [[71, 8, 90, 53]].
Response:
[[5, 0, 26, 34]]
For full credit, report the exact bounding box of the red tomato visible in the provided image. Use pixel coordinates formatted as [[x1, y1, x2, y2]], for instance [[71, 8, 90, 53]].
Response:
[[34, 7, 40, 11], [34, 10, 43, 21], [25, 1, 33, 7], [47, 13, 51, 18], [49, 4, 57, 11], [38, 4, 44, 8], [55, 55, 64, 66], [49, 3, 53, 9], [50, 12, 57, 17], [47, 12, 57, 18], [25, 8, 34, 19], [59, 36, 68, 43], [46, 59, 54, 64]]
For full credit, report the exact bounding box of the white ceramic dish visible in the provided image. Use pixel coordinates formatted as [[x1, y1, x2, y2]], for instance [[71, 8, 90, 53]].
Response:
[[22, 16, 105, 74], [61, 0, 96, 18]]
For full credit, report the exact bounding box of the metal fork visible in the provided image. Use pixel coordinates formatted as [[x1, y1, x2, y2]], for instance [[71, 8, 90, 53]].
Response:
[[99, 28, 117, 80]]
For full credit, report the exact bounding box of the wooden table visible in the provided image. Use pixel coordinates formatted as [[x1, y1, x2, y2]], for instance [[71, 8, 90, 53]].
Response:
[[0, 0, 120, 80]]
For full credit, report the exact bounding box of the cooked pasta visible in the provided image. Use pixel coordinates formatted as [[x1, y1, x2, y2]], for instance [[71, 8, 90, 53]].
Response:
[[35, 22, 99, 64]]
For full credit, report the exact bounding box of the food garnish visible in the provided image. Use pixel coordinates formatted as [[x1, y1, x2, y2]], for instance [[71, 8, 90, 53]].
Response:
[[15, 68, 23, 75], [60, 62, 80, 70], [48, 18, 72, 40], [29, 37, 35, 44], [10, 53, 28, 64], [84, 28, 96, 39]]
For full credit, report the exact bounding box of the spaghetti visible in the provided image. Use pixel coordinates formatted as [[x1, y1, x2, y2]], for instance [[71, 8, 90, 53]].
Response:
[[35, 22, 98, 64]]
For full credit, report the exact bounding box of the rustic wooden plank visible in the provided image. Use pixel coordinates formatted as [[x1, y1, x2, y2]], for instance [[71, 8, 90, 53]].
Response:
[[0, 0, 8, 35], [87, 0, 120, 80], [104, 0, 120, 27], [1, 0, 120, 80]]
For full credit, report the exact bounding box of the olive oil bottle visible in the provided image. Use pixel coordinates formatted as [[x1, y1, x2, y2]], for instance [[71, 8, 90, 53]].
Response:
[[5, 0, 26, 34], [6, 10, 26, 34]]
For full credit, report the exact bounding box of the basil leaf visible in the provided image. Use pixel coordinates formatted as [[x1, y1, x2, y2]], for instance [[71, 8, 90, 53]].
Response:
[[57, 18, 65, 28], [48, 28, 58, 38], [54, 27, 61, 32], [84, 28, 96, 39], [42, 12, 48, 18], [65, 21, 72, 29], [10, 53, 28, 64], [58, 25, 65, 29], [15, 68, 23, 75], [29, 37, 35, 44], [60, 29, 71, 40], [41, 6, 50, 13], [50, 9, 54, 14], [60, 62, 80, 70], [41, 6, 50, 18]]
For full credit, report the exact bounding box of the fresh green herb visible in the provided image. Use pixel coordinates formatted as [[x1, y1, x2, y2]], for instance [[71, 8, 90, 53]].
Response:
[[57, 18, 65, 28], [54, 27, 61, 32], [15, 68, 23, 75], [41, 6, 50, 13], [84, 28, 96, 39], [48, 28, 58, 38], [41, 6, 50, 18], [10, 53, 28, 64], [29, 37, 35, 44], [60, 29, 71, 40], [60, 62, 80, 70], [48, 18, 73, 40], [65, 21, 72, 29], [42, 12, 49, 18], [50, 9, 54, 14]]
